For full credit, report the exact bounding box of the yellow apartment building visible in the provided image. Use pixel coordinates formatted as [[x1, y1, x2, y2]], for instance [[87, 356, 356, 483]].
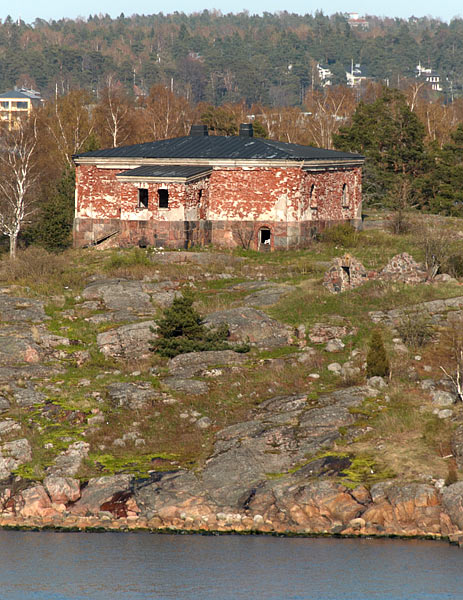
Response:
[[0, 88, 43, 128]]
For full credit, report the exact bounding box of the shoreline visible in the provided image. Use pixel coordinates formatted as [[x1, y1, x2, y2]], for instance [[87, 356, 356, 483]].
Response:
[[0, 516, 460, 546]]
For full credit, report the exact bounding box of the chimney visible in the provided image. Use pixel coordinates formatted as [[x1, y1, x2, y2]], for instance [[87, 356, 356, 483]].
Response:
[[239, 123, 254, 137], [190, 124, 209, 137]]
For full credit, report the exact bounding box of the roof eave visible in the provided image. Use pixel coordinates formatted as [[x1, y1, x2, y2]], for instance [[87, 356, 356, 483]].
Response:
[[74, 156, 362, 169], [116, 170, 212, 184]]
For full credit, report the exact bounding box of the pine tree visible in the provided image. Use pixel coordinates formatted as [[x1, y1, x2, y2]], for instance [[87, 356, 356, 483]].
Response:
[[333, 87, 426, 208], [30, 167, 75, 251], [151, 291, 249, 358]]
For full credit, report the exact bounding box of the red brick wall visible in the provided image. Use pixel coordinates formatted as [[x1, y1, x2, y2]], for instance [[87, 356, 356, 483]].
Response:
[[74, 163, 362, 249], [207, 167, 303, 221]]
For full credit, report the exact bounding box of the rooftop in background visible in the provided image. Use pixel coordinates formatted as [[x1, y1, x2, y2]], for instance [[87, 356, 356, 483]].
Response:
[[0, 88, 42, 103]]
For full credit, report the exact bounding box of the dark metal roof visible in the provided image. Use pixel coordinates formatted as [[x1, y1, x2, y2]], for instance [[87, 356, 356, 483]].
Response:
[[0, 90, 41, 100], [74, 135, 363, 162], [117, 165, 212, 179]]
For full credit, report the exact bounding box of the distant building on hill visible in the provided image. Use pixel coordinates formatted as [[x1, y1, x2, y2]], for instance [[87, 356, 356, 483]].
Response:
[[346, 62, 368, 88], [415, 62, 443, 92], [317, 64, 333, 87], [347, 13, 369, 30], [0, 88, 43, 129]]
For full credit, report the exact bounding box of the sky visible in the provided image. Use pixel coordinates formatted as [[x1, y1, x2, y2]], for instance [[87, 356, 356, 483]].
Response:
[[2, 0, 462, 25]]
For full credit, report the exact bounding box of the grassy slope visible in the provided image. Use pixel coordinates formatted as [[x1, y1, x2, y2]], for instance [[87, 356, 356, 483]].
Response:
[[2, 215, 463, 487]]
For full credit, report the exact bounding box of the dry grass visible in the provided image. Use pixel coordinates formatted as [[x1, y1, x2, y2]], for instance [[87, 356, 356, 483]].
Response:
[[0, 247, 87, 294]]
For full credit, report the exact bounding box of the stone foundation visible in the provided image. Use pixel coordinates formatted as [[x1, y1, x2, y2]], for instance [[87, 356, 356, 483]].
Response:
[[74, 218, 362, 251]]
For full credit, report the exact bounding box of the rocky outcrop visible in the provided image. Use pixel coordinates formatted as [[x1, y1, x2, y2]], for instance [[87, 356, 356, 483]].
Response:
[[97, 321, 156, 359], [106, 382, 158, 410], [369, 296, 463, 327], [82, 278, 179, 318], [204, 307, 293, 349], [0, 439, 32, 479], [47, 441, 90, 477]]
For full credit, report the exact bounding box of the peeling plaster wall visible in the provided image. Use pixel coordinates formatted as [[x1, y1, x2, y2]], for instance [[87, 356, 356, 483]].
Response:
[[74, 163, 362, 249], [206, 167, 302, 222]]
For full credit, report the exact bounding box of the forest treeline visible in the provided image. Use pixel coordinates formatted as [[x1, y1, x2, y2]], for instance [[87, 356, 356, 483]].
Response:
[[3, 11, 463, 105], [2, 11, 463, 253]]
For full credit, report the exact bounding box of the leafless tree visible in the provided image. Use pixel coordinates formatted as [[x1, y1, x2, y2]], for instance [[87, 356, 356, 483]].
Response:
[[232, 222, 256, 249], [0, 117, 39, 258], [40, 89, 95, 168], [95, 74, 134, 148], [440, 317, 463, 402]]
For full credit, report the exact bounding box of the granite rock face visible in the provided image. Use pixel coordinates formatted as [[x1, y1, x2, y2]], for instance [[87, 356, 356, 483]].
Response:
[[204, 308, 293, 349], [47, 441, 90, 477], [106, 382, 158, 410], [0, 438, 32, 479], [167, 350, 248, 378], [97, 321, 157, 359], [82, 278, 179, 318]]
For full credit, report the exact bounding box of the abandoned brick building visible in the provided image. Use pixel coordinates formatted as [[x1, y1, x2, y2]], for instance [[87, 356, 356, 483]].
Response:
[[72, 124, 364, 250]]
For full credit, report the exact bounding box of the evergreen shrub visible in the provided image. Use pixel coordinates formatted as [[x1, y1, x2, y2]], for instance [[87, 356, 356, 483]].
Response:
[[151, 291, 249, 358], [366, 330, 390, 378]]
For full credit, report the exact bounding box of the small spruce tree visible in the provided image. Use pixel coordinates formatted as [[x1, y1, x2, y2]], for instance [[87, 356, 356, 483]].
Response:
[[366, 330, 390, 378], [151, 291, 249, 358]]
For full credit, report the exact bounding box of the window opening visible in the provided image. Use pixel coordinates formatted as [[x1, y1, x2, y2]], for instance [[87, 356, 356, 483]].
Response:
[[341, 184, 349, 208], [309, 183, 317, 209], [138, 188, 148, 209], [158, 189, 169, 208], [198, 189, 203, 203]]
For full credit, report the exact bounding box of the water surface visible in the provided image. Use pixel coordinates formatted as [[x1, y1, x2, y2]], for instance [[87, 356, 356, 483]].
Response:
[[0, 531, 461, 599]]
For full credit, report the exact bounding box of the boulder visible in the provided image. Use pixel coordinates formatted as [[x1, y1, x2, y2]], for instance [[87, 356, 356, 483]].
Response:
[[71, 475, 133, 516], [325, 339, 345, 352], [167, 350, 248, 379], [106, 382, 157, 410], [309, 324, 351, 344], [431, 390, 456, 407], [18, 485, 58, 518], [12, 383, 45, 407], [0, 438, 32, 479], [43, 476, 81, 504], [163, 378, 209, 395], [204, 308, 292, 349], [442, 482, 463, 530], [47, 441, 90, 477], [0, 420, 20, 437], [367, 376, 387, 389], [82, 278, 178, 315], [0, 325, 44, 365], [97, 321, 156, 359]]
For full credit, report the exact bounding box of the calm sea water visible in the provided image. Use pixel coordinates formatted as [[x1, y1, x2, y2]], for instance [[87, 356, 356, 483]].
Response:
[[0, 531, 461, 599]]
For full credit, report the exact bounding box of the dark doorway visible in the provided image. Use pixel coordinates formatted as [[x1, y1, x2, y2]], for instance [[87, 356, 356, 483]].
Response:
[[259, 227, 271, 251]]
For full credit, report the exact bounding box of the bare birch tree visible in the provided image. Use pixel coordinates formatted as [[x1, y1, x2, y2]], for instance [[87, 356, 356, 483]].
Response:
[[0, 117, 39, 258], [139, 84, 192, 141], [441, 316, 463, 402], [94, 75, 135, 148], [39, 89, 95, 168]]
